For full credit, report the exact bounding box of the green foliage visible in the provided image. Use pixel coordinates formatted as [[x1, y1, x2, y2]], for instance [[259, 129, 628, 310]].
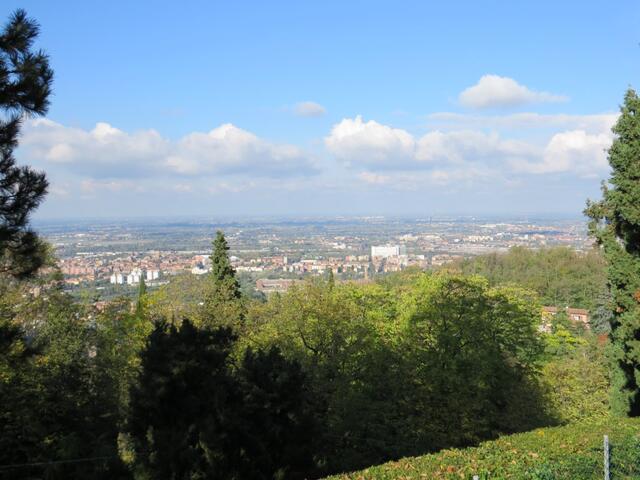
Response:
[[146, 273, 207, 321], [543, 323, 588, 358], [137, 276, 146, 297], [95, 297, 153, 413], [0, 280, 129, 478], [248, 273, 550, 474], [134, 276, 146, 316], [541, 340, 609, 423], [127, 319, 316, 479], [375, 265, 425, 291], [210, 231, 239, 288], [127, 320, 239, 479], [237, 271, 267, 301], [248, 278, 398, 471], [585, 88, 640, 415], [0, 9, 54, 278], [401, 275, 548, 440], [451, 246, 607, 312], [203, 230, 245, 327], [324, 417, 640, 480], [590, 290, 613, 334], [0, 301, 30, 384], [236, 346, 318, 479]]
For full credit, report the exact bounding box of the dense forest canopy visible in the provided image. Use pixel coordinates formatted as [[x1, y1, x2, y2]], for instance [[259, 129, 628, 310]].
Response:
[[449, 246, 607, 312]]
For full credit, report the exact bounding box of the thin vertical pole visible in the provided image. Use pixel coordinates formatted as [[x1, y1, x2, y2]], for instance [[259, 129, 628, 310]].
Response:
[[604, 434, 610, 480]]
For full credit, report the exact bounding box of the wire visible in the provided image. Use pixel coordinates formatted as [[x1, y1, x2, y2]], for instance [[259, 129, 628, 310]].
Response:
[[0, 455, 116, 471]]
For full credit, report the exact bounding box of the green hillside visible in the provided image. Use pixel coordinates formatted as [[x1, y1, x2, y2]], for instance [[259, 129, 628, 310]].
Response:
[[325, 417, 640, 480]]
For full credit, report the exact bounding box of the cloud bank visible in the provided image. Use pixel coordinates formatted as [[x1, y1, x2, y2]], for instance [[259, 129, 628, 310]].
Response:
[[20, 95, 617, 214], [21, 119, 318, 179], [325, 114, 614, 186]]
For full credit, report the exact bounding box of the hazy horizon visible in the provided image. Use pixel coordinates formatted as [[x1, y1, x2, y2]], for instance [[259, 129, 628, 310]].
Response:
[[32, 211, 588, 224]]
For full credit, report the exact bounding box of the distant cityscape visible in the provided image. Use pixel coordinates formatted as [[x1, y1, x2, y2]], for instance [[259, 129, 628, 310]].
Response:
[[38, 215, 594, 297]]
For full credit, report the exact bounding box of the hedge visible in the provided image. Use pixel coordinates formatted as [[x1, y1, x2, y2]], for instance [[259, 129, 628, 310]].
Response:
[[324, 417, 640, 479]]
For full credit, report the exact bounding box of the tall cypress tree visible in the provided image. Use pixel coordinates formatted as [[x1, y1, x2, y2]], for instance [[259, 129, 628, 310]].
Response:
[[135, 276, 147, 316], [0, 10, 53, 278], [138, 275, 147, 296], [585, 88, 640, 416], [203, 230, 244, 326], [210, 230, 241, 297]]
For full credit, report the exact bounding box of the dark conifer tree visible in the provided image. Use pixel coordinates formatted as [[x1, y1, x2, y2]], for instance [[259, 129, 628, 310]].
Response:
[[0, 9, 53, 278], [127, 320, 316, 479], [138, 275, 146, 297], [236, 346, 317, 479], [327, 269, 335, 290], [586, 88, 640, 416], [204, 230, 244, 325], [135, 276, 146, 316], [210, 230, 241, 297], [128, 320, 240, 479]]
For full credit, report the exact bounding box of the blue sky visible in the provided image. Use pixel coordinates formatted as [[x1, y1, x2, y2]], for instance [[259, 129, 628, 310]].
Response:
[[5, 1, 640, 218]]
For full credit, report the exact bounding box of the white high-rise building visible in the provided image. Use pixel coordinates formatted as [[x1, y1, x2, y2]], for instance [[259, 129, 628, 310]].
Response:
[[126, 268, 143, 285], [146, 269, 159, 280], [371, 245, 406, 258], [110, 273, 125, 284]]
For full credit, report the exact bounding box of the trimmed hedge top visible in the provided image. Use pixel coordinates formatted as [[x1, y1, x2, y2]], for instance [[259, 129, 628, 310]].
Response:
[[325, 417, 640, 479]]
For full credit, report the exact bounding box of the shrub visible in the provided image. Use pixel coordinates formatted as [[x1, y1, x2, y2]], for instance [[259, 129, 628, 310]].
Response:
[[324, 417, 640, 480]]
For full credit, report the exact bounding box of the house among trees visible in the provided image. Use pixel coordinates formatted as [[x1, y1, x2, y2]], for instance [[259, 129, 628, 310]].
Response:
[[541, 306, 590, 332], [256, 278, 296, 295]]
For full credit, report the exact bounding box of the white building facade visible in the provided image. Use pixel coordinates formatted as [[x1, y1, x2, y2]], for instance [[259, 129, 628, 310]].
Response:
[[371, 245, 406, 258]]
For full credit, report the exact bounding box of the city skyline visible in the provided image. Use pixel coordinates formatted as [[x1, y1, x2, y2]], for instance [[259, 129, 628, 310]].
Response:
[[5, 1, 639, 218]]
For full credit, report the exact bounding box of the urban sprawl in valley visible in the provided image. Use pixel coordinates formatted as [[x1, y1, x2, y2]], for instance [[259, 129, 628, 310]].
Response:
[[42, 216, 593, 299]]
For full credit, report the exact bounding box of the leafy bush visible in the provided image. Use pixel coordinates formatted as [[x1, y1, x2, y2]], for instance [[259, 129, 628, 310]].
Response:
[[324, 417, 640, 479], [540, 340, 610, 423]]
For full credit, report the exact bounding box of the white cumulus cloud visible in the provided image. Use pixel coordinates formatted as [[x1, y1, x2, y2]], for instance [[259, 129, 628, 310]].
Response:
[[511, 130, 612, 175], [325, 115, 614, 184], [22, 119, 168, 177], [325, 116, 535, 171], [169, 123, 317, 176], [459, 75, 568, 109], [19, 119, 318, 179], [325, 116, 416, 167]]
